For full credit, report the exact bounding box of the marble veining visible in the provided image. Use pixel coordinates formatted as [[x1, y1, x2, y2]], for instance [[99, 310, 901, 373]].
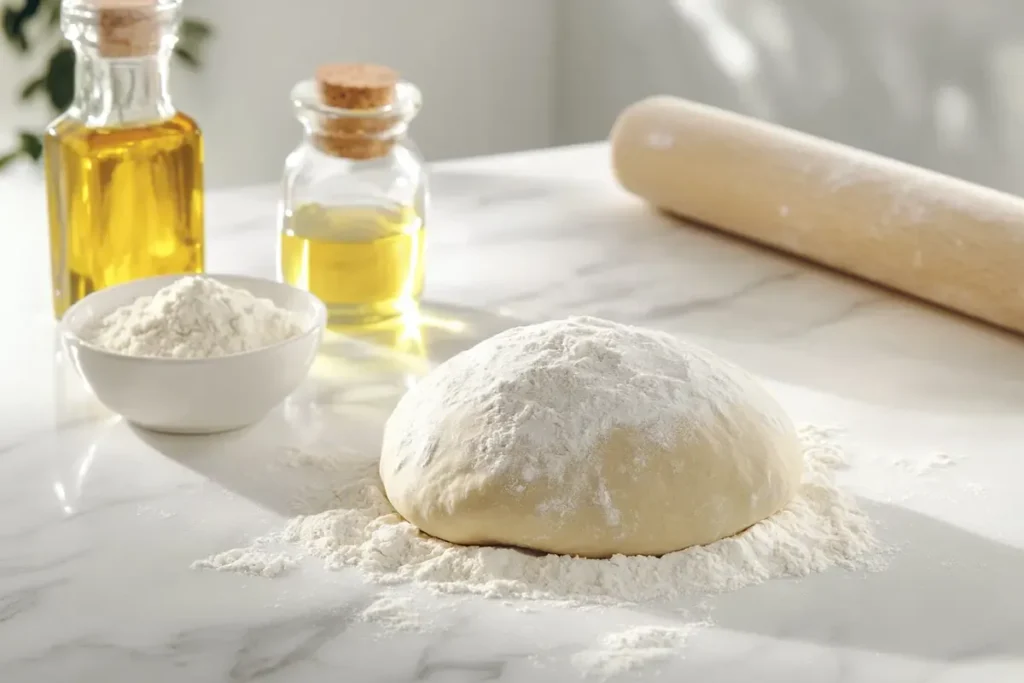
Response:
[[1, 144, 1023, 681]]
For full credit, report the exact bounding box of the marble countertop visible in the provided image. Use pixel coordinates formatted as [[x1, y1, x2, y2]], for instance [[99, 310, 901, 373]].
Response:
[[2, 144, 1024, 682]]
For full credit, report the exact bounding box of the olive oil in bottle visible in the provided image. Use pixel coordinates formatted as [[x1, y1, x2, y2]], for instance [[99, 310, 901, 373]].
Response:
[[46, 0, 203, 318], [278, 62, 428, 327], [280, 203, 425, 323]]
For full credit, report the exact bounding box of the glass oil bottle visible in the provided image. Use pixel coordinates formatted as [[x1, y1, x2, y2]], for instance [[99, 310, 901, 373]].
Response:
[[45, 0, 204, 319], [278, 63, 428, 327]]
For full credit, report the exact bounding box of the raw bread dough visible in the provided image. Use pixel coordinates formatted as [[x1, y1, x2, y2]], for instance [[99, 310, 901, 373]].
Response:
[[379, 316, 803, 558]]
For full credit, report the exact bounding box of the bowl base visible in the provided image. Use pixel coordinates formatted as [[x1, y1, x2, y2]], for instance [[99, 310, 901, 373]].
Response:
[[128, 420, 259, 436]]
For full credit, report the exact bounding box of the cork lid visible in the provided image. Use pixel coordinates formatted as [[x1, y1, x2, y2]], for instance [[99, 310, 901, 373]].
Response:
[[64, 0, 176, 58], [315, 63, 399, 110], [310, 63, 402, 160]]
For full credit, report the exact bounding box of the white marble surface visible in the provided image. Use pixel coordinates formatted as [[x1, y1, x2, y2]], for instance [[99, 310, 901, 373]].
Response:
[[2, 144, 1024, 682]]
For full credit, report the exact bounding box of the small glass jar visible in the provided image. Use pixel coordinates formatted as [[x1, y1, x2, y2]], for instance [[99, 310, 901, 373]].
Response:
[[277, 63, 428, 327]]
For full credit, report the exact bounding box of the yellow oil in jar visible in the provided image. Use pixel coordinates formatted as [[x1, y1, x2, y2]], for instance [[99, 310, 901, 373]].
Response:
[[44, 112, 204, 318], [279, 202, 426, 325]]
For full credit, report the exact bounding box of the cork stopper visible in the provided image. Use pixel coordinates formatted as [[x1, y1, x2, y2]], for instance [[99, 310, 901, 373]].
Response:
[[313, 63, 400, 160], [92, 0, 163, 58], [316, 63, 399, 109]]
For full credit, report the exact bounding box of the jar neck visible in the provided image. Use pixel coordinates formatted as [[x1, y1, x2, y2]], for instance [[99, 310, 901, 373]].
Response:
[[290, 79, 422, 161], [71, 48, 175, 128], [302, 124, 407, 160]]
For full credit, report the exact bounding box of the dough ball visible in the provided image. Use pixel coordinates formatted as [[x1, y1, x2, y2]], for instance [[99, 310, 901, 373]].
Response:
[[379, 316, 803, 558]]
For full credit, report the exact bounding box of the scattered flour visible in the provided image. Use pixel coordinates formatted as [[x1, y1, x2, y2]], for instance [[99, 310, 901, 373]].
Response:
[[894, 451, 963, 476], [571, 624, 704, 680], [191, 544, 298, 578], [83, 276, 304, 359], [961, 481, 987, 496], [357, 594, 439, 635], [195, 425, 884, 606]]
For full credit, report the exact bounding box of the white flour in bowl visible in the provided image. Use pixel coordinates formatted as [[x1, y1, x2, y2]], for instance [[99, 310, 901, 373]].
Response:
[[83, 276, 303, 359]]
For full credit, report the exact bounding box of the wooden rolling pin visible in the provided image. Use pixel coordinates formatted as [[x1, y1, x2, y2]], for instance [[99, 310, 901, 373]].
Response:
[[610, 96, 1024, 336]]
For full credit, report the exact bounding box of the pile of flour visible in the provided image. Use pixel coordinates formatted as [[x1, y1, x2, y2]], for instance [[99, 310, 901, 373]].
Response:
[[83, 276, 304, 359], [196, 425, 885, 603]]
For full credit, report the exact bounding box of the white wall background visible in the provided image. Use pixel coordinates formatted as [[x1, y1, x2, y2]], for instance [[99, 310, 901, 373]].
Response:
[[554, 0, 1024, 195], [175, 0, 556, 187], [1, 0, 557, 188], [6, 0, 1024, 193]]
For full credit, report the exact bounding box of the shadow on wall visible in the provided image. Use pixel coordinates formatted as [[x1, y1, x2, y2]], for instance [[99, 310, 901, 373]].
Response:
[[557, 0, 1024, 194]]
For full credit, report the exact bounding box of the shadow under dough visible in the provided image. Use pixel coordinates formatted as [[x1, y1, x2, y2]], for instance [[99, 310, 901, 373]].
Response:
[[699, 499, 1024, 662]]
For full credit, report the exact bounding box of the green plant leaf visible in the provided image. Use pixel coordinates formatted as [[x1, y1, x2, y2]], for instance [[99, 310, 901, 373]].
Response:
[[45, 0, 60, 26], [173, 46, 199, 69], [3, 0, 44, 50], [179, 18, 213, 40], [18, 131, 43, 160], [0, 130, 43, 170], [0, 150, 23, 170], [0, 133, 44, 171], [2, 8, 29, 51], [175, 18, 211, 68], [19, 75, 45, 100], [45, 45, 76, 111], [11, 0, 42, 20]]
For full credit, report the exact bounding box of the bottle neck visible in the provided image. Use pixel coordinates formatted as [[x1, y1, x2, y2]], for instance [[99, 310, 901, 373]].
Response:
[[71, 48, 175, 128]]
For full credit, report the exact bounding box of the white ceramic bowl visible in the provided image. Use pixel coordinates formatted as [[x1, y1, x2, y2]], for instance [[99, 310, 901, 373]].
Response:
[[60, 273, 327, 435]]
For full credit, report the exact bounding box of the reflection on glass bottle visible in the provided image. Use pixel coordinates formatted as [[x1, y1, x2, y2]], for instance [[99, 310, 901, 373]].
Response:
[[45, 0, 204, 319]]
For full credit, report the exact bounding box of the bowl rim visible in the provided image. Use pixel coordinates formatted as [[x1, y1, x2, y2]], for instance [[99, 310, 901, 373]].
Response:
[[59, 273, 328, 364]]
